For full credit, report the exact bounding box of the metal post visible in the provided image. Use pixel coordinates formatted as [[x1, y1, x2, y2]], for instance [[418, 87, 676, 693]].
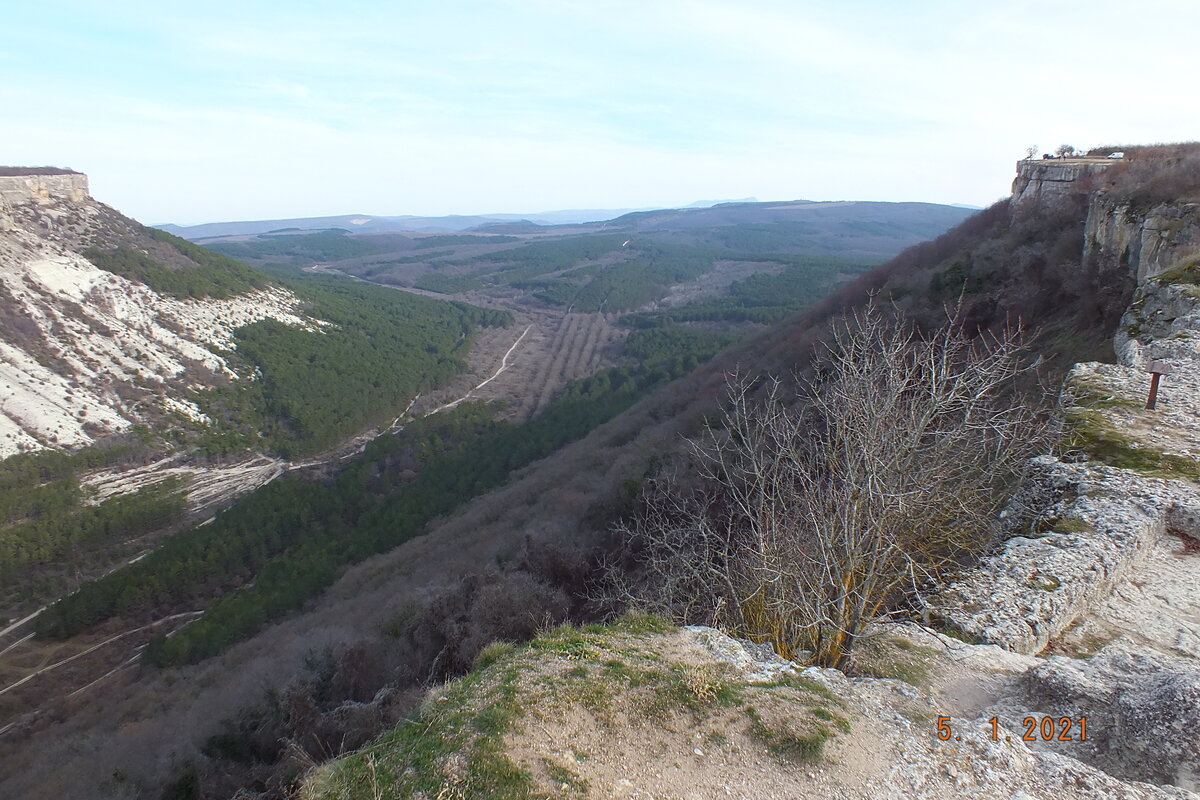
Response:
[[1145, 360, 1171, 410], [1146, 372, 1162, 410]]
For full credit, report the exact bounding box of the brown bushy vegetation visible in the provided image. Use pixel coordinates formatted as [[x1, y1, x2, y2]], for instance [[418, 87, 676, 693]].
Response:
[[607, 304, 1053, 667], [172, 537, 599, 799], [0, 166, 82, 176], [749, 189, 1129, 386], [1087, 142, 1200, 208]]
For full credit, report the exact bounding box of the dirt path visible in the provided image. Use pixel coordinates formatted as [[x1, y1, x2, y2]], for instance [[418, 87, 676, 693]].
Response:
[[0, 611, 201, 700], [427, 324, 533, 415], [0, 610, 44, 641]]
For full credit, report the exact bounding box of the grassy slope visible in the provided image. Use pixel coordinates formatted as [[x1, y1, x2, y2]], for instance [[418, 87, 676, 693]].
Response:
[[302, 616, 847, 800]]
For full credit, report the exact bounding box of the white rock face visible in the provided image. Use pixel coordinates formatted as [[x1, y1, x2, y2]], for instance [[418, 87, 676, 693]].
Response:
[[936, 456, 1200, 654], [0, 188, 319, 458], [0, 173, 89, 206], [685, 624, 803, 683], [1010, 160, 1113, 206], [1116, 281, 1200, 368]]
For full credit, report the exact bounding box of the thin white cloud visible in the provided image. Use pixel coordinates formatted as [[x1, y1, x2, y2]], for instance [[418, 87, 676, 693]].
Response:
[[3, 1, 1198, 222]]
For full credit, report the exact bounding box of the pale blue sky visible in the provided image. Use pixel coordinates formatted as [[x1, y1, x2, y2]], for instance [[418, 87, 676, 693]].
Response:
[[3, 1, 1197, 224]]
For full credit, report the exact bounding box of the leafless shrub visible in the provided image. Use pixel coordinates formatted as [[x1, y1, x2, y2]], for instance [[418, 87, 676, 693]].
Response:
[[608, 301, 1054, 667], [1093, 142, 1200, 207]]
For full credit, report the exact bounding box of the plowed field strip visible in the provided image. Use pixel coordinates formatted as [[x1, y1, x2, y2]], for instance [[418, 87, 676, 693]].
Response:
[[536, 314, 584, 413], [577, 314, 604, 379], [590, 318, 615, 373], [526, 314, 570, 415]]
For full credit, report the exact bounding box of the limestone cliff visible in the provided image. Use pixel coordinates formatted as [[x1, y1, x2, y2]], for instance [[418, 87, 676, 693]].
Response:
[[1085, 196, 1200, 282], [0, 169, 318, 458], [0, 171, 89, 206], [1011, 158, 1114, 206], [1013, 155, 1200, 284], [929, 158, 1200, 792]]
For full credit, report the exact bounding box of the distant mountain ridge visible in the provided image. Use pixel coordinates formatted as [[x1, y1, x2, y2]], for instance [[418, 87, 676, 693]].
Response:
[[583, 200, 977, 260], [157, 199, 974, 246], [156, 207, 657, 239]]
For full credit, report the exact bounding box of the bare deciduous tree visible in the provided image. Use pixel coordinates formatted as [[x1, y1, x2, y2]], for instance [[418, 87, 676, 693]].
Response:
[[608, 302, 1053, 667]]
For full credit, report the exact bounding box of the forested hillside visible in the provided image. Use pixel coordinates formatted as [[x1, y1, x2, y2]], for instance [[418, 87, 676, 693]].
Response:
[[83, 228, 268, 299], [200, 264, 511, 457], [36, 323, 730, 664], [0, 441, 184, 610]]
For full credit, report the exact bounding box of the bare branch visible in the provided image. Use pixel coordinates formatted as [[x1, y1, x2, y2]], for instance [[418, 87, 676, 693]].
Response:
[[603, 300, 1053, 667]]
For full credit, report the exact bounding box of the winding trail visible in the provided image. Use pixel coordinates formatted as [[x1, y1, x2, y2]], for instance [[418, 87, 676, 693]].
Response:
[[427, 325, 533, 416]]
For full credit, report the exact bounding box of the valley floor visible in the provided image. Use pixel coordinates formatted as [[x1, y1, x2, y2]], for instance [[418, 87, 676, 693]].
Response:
[[0, 293, 627, 739]]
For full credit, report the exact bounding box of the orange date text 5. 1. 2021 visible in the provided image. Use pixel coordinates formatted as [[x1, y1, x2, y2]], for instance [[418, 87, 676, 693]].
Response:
[[935, 716, 1087, 742]]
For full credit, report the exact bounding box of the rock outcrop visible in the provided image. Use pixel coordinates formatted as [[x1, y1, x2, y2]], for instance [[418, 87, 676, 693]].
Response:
[[929, 153, 1200, 794], [1027, 641, 1200, 789], [1085, 197, 1200, 282], [0, 171, 89, 206], [1011, 159, 1114, 206], [935, 456, 1200, 654], [934, 264, 1200, 656], [0, 171, 319, 458], [303, 620, 1198, 800]]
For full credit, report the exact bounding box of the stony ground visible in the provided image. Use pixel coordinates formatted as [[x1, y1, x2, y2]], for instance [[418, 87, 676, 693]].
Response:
[[302, 622, 1195, 800], [931, 269, 1200, 794]]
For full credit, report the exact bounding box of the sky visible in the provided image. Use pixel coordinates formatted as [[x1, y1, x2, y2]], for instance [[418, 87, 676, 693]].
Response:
[[3, 0, 1198, 225]]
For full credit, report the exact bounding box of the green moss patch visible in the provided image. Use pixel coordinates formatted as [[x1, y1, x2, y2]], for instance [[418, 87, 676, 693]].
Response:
[[1065, 374, 1142, 410], [1152, 258, 1200, 287], [745, 705, 833, 763], [847, 635, 937, 687], [1035, 515, 1093, 535], [307, 660, 534, 799], [1028, 573, 1062, 592], [1064, 408, 1200, 480]]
